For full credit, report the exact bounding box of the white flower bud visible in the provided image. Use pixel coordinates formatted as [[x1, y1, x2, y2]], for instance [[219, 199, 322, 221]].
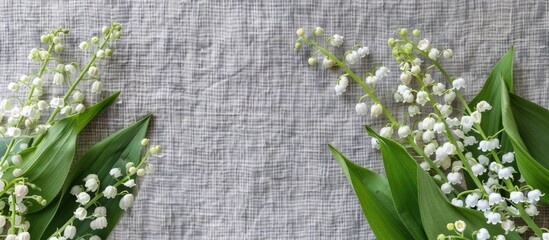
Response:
[[8, 82, 19, 92], [307, 57, 317, 66], [6, 127, 21, 137], [32, 77, 44, 86], [94, 206, 107, 217], [63, 225, 76, 239], [432, 83, 446, 95], [60, 106, 73, 115], [88, 66, 99, 77], [96, 50, 105, 59], [79, 41, 90, 51], [323, 57, 335, 69], [428, 48, 439, 60], [137, 169, 146, 177], [72, 92, 85, 102], [330, 34, 344, 47], [502, 152, 514, 164], [90, 216, 108, 230], [53, 73, 64, 85], [509, 191, 524, 204], [355, 102, 368, 116], [444, 91, 456, 103], [379, 127, 393, 138], [37, 100, 49, 110], [39, 50, 50, 60], [124, 179, 136, 188], [65, 64, 76, 74], [452, 78, 466, 90], [119, 194, 135, 210], [443, 49, 453, 59], [76, 192, 91, 205], [417, 39, 431, 51], [90, 36, 100, 44], [527, 189, 543, 203], [370, 104, 383, 117], [14, 184, 28, 197], [91, 81, 103, 94], [397, 126, 411, 138], [408, 105, 420, 117], [400, 72, 412, 85], [17, 232, 30, 240], [103, 186, 118, 199], [54, 44, 64, 53], [313, 27, 325, 36], [74, 207, 87, 220], [109, 168, 122, 178], [150, 145, 162, 155], [75, 104, 85, 114], [451, 198, 464, 207], [141, 138, 150, 146], [476, 100, 492, 112], [84, 174, 99, 192], [70, 185, 83, 196], [11, 155, 22, 166], [440, 183, 452, 194], [525, 204, 539, 216]]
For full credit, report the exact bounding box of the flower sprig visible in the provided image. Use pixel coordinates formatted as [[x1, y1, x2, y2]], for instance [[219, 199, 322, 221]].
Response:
[[294, 27, 547, 238]]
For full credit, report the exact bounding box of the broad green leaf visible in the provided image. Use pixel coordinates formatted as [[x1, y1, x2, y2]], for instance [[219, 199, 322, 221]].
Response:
[[500, 80, 549, 203], [365, 126, 427, 240], [76, 91, 120, 133], [329, 145, 414, 240], [3, 117, 78, 213], [41, 115, 151, 240], [417, 166, 521, 239]]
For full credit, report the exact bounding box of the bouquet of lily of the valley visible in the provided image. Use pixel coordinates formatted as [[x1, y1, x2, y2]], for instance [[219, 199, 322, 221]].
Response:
[[295, 27, 548, 239], [0, 23, 160, 240]]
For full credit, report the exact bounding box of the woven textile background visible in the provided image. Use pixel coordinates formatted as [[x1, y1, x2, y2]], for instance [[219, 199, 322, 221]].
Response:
[[0, 0, 547, 239]]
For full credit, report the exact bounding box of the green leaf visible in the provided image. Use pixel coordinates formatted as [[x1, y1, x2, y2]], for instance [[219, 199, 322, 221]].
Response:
[[75, 91, 120, 133], [500, 79, 549, 203], [329, 145, 414, 240], [417, 165, 521, 239], [4, 117, 78, 213], [364, 126, 427, 240], [40, 115, 151, 240]]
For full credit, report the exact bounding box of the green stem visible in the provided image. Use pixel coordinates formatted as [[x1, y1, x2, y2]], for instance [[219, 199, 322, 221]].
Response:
[[301, 37, 449, 182], [47, 152, 149, 238], [0, 41, 56, 167], [10, 194, 16, 234], [412, 41, 543, 235]]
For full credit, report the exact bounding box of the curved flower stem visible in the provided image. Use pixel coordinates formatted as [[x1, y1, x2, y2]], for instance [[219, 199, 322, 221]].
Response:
[[47, 152, 149, 238], [412, 43, 543, 236], [10, 194, 16, 234], [46, 25, 114, 125], [415, 75, 487, 195], [33, 24, 116, 147], [300, 37, 449, 182], [412, 44, 506, 165], [0, 39, 56, 167]]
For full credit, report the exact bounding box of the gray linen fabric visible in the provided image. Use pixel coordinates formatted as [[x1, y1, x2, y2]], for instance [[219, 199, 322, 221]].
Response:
[[0, 0, 547, 239]]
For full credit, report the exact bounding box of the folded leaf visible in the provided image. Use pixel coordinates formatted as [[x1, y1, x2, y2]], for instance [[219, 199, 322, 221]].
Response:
[[3, 117, 78, 213], [500, 79, 549, 203], [329, 145, 414, 240], [417, 165, 521, 239], [41, 115, 151, 240], [365, 126, 427, 240]]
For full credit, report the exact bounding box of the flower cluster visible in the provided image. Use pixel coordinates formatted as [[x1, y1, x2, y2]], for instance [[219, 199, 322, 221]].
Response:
[[0, 23, 158, 239], [47, 140, 159, 240], [295, 27, 548, 238]]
